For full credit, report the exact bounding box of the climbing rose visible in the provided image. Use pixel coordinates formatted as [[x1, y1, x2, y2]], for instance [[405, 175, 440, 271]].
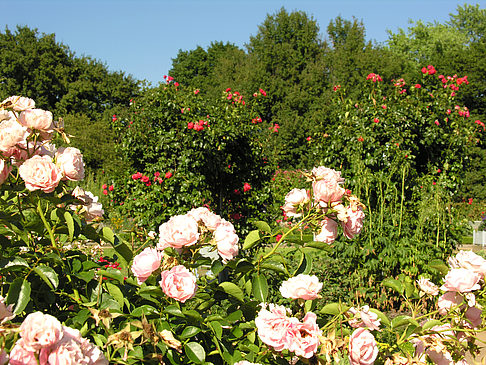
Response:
[[0, 160, 12, 185], [2, 96, 35, 111], [18, 109, 53, 131], [131, 247, 163, 284], [440, 268, 481, 292], [417, 278, 439, 296], [315, 217, 338, 244], [18, 155, 62, 193], [343, 207, 365, 239], [349, 328, 378, 365], [19, 312, 63, 352], [55, 147, 85, 181]]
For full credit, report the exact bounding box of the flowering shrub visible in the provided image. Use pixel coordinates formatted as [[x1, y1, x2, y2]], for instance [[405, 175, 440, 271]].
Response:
[[1, 94, 486, 365]]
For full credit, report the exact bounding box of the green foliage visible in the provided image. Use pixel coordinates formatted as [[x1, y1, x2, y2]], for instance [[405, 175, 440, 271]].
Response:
[[108, 81, 275, 232]]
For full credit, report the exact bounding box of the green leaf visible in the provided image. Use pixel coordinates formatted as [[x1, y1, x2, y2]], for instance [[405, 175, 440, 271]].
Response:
[[303, 241, 333, 252], [211, 260, 224, 275], [243, 230, 260, 250], [219, 282, 244, 302], [428, 259, 449, 275], [164, 305, 184, 317], [105, 282, 124, 309], [391, 315, 419, 329], [102, 226, 115, 244], [253, 221, 271, 233], [293, 250, 312, 276], [34, 265, 59, 289], [260, 261, 286, 274], [368, 308, 391, 328], [422, 319, 443, 331], [252, 274, 268, 302], [225, 310, 242, 323], [382, 278, 404, 295], [6, 278, 31, 314], [185, 342, 206, 364], [180, 326, 201, 339], [0, 257, 29, 272], [131, 305, 158, 317], [64, 211, 75, 242], [138, 286, 163, 296], [210, 321, 223, 340], [97, 268, 124, 284], [320, 302, 350, 315]]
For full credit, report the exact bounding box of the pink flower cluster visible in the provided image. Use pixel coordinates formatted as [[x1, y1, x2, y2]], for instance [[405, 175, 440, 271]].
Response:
[[131, 207, 240, 300], [188, 119, 209, 131], [279, 274, 322, 300], [8, 312, 107, 365], [226, 90, 245, 105], [0, 96, 85, 192], [255, 304, 321, 359], [131, 170, 172, 186]]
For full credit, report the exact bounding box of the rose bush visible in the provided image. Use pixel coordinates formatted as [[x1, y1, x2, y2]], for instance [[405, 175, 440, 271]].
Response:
[[1, 92, 486, 365]]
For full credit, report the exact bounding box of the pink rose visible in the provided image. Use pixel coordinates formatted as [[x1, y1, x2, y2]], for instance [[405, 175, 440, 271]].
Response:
[[7, 339, 37, 365], [0, 116, 30, 154], [131, 247, 163, 284], [19, 312, 63, 352], [349, 328, 379, 365], [440, 268, 481, 292], [437, 291, 463, 315], [187, 207, 222, 231], [313, 179, 345, 204], [279, 274, 322, 300], [311, 166, 344, 184], [18, 109, 53, 131], [157, 215, 200, 250], [343, 207, 365, 239], [465, 306, 482, 328], [417, 278, 439, 296], [0, 349, 8, 365], [288, 312, 322, 358], [2, 96, 35, 111], [255, 304, 295, 352], [453, 250, 486, 277], [18, 155, 62, 193], [71, 188, 104, 222], [47, 326, 108, 365], [214, 225, 239, 263], [348, 306, 381, 331], [159, 265, 197, 302], [0, 296, 14, 324], [55, 147, 85, 181], [315, 217, 338, 244], [0, 160, 12, 185], [283, 188, 309, 217]]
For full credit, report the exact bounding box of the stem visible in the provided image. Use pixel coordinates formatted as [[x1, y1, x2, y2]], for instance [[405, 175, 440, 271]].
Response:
[[398, 166, 406, 238], [436, 189, 440, 247], [37, 199, 58, 250]]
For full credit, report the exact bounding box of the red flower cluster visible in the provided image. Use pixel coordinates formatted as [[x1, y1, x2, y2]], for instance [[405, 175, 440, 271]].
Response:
[[269, 123, 280, 133], [112, 115, 117, 122], [101, 183, 114, 195], [373, 118, 379, 123], [366, 73, 383, 82], [243, 183, 251, 192], [132, 171, 171, 186], [188, 119, 208, 131], [226, 90, 245, 105], [393, 78, 405, 88], [333, 85, 341, 92], [475, 120, 485, 131], [357, 136, 364, 142], [251, 116, 263, 124], [421, 65, 436, 75]]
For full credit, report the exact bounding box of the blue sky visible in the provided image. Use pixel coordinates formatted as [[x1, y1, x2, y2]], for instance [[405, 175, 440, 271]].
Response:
[[1, 0, 474, 85]]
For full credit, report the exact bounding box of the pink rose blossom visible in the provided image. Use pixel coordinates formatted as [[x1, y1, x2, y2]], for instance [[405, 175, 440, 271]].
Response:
[[7, 339, 37, 365], [255, 304, 295, 352], [2, 96, 35, 111], [0, 349, 8, 365], [437, 291, 463, 315], [417, 278, 439, 296], [18, 109, 53, 131], [159, 265, 197, 302], [452, 250, 486, 277], [18, 155, 62, 193], [288, 312, 322, 358], [19, 312, 63, 352], [349, 328, 379, 365], [55, 147, 85, 181], [131, 247, 163, 284], [0, 160, 12, 185], [315, 217, 338, 244], [0, 116, 30, 154], [343, 207, 365, 239], [157, 214, 200, 250], [348, 306, 381, 331], [311, 166, 344, 183], [0, 296, 14, 324], [440, 268, 481, 292], [313, 179, 345, 204], [72, 188, 104, 221], [283, 188, 308, 217], [279, 274, 322, 300], [214, 225, 239, 263], [187, 207, 222, 231]]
